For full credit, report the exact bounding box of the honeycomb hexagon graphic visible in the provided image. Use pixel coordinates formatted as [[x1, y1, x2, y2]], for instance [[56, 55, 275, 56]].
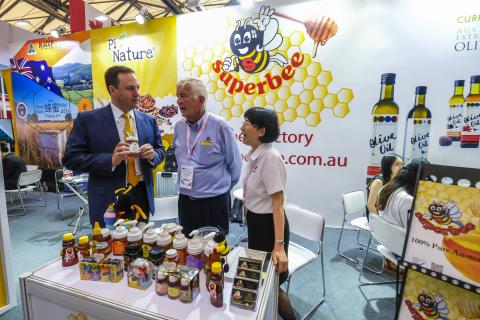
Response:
[[337, 88, 354, 104], [274, 100, 288, 113], [306, 113, 321, 127], [284, 108, 297, 122], [181, 27, 354, 126], [296, 104, 310, 118], [290, 31, 305, 46], [324, 93, 338, 109], [333, 103, 350, 118]]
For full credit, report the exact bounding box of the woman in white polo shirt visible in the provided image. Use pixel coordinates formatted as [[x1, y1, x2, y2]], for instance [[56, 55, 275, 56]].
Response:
[[241, 107, 295, 320]]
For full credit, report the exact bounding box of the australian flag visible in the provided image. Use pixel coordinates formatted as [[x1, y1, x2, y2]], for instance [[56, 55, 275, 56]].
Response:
[[10, 57, 63, 98], [10, 57, 33, 80]]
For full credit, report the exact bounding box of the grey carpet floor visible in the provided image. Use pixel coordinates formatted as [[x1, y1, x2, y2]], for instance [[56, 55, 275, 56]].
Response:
[[1, 193, 397, 319]]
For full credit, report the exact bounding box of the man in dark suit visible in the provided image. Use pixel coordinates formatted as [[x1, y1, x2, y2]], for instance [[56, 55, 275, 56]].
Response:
[[62, 66, 165, 227], [1, 142, 27, 190]]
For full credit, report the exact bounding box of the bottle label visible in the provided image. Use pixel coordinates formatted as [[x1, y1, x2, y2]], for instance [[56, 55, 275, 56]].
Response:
[[164, 261, 177, 271], [209, 279, 223, 306], [168, 287, 179, 298], [63, 247, 76, 263], [186, 255, 202, 270], [368, 114, 399, 176], [112, 240, 126, 255], [447, 104, 463, 140], [405, 118, 431, 161], [142, 243, 153, 259], [461, 102, 480, 146]]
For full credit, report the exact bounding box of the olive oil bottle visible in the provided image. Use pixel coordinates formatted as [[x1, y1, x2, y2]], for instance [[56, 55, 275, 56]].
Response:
[[446, 80, 465, 141], [367, 73, 399, 177], [403, 86, 432, 161], [460, 75, 480, 148]]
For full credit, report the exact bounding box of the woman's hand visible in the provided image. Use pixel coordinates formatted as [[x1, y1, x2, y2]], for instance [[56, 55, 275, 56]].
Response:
[[272, 243, 288, 274]]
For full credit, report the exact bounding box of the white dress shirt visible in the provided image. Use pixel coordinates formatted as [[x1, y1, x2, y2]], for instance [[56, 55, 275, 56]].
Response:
[[110, 103, 142, 179]]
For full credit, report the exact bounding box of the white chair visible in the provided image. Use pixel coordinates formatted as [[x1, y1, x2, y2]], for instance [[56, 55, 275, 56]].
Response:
[[231, 188, 248, 245], [55, 168, 76, 219], [337, 190, 382, 273], [5, 169, 45, 215], [359, 214, 406, 299], [151, 196, 179, 223], [285, 204, 326, 320], [155, 172, 178, 197]]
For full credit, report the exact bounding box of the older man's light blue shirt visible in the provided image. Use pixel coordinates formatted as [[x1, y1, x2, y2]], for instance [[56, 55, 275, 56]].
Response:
[[173, 112, 242, 198]]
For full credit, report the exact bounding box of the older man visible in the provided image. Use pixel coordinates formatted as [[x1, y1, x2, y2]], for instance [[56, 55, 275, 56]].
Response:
[[174, 78, 242, 236], [63, 65, 165, 226]]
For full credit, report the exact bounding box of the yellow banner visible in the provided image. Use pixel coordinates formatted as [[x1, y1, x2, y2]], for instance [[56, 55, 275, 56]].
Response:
[[91, 18, 177, 107]]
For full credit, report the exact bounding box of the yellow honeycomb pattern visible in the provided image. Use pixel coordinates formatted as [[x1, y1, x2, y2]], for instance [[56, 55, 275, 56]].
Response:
[[182, 29, 354, 127], [401, 269, 479, 319]]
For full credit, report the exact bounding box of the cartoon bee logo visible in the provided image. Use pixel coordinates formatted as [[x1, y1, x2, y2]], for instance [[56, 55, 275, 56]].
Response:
[[424, 200, 463, 227], [223, 6, 287, 74], [414, 291, 449, 320]]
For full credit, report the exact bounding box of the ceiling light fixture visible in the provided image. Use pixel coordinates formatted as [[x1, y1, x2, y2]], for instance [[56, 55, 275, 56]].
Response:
[[95, 15, 108, 22], [135, 7, 149, 24], [15, 19, 31, 27], [239, 0, 254, 8], [186, 0, 205, 11], [51, 25, 66, 38]]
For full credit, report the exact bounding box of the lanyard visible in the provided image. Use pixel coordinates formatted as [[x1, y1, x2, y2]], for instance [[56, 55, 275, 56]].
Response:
[[186, 113, 209, 159]]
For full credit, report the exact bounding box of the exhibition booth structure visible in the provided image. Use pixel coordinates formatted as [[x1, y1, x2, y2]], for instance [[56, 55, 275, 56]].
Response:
[[0, 0, 479, 319]]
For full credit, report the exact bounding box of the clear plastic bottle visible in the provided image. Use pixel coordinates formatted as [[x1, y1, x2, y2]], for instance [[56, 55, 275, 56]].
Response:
[[77, 235, 90, 260], [203, 233, 219, 289], [186, 230, 204, 270], [61, 233, 78, 267], [208, 262, 224, 307], [161, 223, 178, 238], [142, 223, 158, 259], [173, 228, 188, 266], [112, 224, 128, 256], [164, 248, 178, 271], [92, 222, 108, 261], [127, 221, 143, 249], [101, 228, 112, 256], [156, 228, 172, 252]]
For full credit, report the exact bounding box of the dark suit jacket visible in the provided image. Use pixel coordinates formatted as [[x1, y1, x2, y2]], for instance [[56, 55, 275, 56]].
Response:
[[62, 105, 165, 226], [2, 154, 27, 190]]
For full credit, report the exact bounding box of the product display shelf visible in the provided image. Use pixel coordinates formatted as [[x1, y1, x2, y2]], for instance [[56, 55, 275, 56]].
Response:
[[20, 247, 277, 320]]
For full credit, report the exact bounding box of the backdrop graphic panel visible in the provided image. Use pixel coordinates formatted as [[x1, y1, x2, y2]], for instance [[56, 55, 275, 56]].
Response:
[[90, 17, 178, 136], [176, 0, 479, 226], [11, 32, 92, 168]]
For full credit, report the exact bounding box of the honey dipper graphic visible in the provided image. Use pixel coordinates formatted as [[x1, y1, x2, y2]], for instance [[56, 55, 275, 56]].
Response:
[[274, 11, 338, 57]]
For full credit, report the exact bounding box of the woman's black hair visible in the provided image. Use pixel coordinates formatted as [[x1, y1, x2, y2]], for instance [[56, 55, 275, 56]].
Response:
[[244, 107, 280, 143], [381, 154, 402, 182], [377, 157, 429, 210]]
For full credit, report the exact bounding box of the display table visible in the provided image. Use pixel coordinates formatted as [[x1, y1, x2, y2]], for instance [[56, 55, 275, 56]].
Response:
[[20, 247, 277, 320]]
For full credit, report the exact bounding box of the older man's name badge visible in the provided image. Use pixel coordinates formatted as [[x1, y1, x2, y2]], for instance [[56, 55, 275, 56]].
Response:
[[180, 165, 194, 189]]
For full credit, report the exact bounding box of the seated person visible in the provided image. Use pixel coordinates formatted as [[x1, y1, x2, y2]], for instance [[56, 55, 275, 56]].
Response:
[[375, 158, 429, 229], [1, 142, 27, 190], [367, 154, 403, 214]]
